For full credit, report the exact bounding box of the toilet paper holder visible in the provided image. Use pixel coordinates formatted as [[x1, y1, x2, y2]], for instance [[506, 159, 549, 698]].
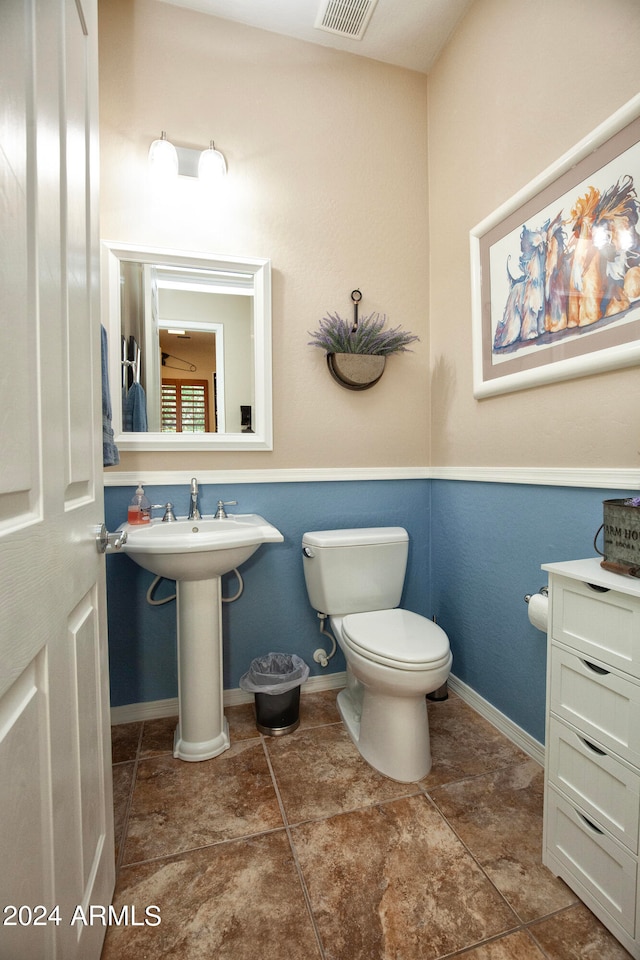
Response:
[[524, 585, 548, 603]]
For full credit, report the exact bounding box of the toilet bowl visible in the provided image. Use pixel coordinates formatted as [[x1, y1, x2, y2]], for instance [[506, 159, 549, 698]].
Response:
[[302, 528, 452, 782]]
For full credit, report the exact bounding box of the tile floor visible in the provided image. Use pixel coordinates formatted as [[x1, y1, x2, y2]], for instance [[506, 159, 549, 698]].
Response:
[[102, 689, 633, 960]]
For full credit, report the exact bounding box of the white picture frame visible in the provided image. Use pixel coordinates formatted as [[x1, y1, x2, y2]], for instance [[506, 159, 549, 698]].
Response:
[[471, 94, 640, 398]]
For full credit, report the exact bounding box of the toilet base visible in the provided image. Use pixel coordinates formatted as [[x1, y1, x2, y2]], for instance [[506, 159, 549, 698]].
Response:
[[337, 684, 432, 783]]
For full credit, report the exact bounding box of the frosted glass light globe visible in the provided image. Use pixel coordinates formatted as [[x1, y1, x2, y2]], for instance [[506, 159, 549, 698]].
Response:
[[148, 132, 178, 183], [198, 142, 227, 183]]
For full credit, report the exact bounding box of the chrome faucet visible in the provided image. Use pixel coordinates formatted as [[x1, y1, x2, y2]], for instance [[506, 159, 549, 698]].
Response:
[[151, 502, 176, 522], [188, 478, 201, 520], [214, 499, 237, 519]]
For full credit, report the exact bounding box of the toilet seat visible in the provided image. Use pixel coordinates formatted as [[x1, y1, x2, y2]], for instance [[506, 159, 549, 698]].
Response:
[[341, 609, 450, 671]]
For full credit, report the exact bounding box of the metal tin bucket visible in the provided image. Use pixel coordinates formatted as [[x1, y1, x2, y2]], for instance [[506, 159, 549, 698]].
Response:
[[597, 499, 640, 577]]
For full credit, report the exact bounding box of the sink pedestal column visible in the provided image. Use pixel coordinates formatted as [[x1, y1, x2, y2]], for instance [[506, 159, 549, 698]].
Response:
[[173, 577, 230, 761]]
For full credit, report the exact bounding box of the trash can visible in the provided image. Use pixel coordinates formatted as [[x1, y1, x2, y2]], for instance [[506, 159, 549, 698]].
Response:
[[239, 653, 310, 736]]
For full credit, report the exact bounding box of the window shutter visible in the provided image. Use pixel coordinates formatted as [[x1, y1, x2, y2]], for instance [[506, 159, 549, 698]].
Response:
[[161, 379, 209, 433], [161, 381, 178, 433]]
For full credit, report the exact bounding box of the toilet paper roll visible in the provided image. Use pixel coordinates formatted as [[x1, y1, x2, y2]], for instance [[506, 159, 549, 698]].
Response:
[[527, 593, 548, 632]]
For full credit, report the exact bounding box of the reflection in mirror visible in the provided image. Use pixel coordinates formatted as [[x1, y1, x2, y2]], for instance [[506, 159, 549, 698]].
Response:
[[102, 243, 272, 451]]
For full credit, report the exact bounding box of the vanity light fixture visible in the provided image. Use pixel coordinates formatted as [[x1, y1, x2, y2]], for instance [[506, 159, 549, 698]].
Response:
[[148, 132, 227, 183], [148, 131, 179, 182]]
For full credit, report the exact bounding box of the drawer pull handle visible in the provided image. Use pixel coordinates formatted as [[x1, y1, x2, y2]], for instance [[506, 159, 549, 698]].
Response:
[[581, 659, 610, 676], [586, 582, 610, 593], [577, 811, 604, 835], [581, 737, 606, 756]]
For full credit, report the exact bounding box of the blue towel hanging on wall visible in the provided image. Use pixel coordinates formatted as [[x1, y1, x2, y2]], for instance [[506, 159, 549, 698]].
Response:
[[101, 325, 120, 466], [123, 381, 148, 432]]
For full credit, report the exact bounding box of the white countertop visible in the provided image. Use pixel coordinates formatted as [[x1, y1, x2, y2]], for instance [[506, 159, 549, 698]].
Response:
[[541, 557, 640, 597]]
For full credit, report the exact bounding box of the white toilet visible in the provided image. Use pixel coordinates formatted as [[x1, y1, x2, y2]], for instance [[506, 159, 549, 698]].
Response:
[[302, 527, 452, 783]]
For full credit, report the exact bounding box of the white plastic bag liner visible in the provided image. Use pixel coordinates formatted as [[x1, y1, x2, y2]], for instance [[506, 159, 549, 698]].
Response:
[[239, 652, 309, 695]]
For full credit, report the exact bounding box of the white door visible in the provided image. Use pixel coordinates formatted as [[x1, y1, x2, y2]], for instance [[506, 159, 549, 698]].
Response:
[[0, 1, 114, 959]]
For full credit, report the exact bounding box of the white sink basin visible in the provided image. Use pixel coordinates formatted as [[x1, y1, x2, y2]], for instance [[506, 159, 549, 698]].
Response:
[[118, 514, 284, 580]]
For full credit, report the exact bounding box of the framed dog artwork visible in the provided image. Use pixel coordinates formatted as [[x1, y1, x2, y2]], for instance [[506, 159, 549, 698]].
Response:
[[471, 94, 640, 398]]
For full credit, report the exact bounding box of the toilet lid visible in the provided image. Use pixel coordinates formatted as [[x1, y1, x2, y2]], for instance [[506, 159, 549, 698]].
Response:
[[341, 609, 450, 669]]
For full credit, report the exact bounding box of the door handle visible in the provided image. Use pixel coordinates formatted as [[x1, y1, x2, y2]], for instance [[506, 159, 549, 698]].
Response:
[[96, 523, 128, 553], [581, 659, 610, 676]]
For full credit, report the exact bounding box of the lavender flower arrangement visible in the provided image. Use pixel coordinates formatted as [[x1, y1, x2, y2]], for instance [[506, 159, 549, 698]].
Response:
[[308, 312, 419, 356], [625, 497, 640, 506]]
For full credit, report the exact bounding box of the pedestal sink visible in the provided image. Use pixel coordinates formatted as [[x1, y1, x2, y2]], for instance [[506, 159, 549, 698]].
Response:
[[115, 515, 284, 761]]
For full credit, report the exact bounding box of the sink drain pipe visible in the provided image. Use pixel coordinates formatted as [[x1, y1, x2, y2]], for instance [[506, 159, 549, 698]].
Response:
[[145, 569, 244, 606]]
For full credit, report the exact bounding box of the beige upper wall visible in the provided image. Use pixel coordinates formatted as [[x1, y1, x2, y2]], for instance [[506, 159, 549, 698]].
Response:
[[98, 0, 430, 473], [428, 0, 640, 468]]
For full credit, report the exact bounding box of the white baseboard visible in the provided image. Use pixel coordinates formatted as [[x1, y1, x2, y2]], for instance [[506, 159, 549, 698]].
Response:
[[109, 671, 348, 726], [447, 675, 545, 767], [110, 697, 179, 725]]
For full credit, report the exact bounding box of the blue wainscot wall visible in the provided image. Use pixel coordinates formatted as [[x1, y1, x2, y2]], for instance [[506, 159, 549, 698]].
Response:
[[430, 480, 632, 746], [105, 476, 634, 749]]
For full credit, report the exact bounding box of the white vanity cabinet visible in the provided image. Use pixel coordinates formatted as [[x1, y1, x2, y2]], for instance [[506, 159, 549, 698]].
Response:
[[542, 559, 640, 958]]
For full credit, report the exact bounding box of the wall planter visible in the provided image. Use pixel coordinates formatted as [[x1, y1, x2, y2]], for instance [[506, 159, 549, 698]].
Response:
[[327, 352, 386, 390], [309, 291, 419, 392]]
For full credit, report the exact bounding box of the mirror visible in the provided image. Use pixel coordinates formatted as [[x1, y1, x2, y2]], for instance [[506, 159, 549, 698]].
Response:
[[101, 241, 272, 451]]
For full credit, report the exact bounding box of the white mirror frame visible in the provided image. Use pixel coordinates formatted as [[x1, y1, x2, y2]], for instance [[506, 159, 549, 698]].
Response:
[[101, 241, 273, 451]]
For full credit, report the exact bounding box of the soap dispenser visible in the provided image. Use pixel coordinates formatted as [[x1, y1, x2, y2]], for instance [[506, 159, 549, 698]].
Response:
[[128, 483, 151, 524]]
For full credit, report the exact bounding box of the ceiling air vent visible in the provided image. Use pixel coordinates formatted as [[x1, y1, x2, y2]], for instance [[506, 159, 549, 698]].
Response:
[[314, 0, 379, 40]]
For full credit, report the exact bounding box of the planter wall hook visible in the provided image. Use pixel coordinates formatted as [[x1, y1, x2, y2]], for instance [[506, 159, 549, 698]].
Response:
[[350, 288, 362, 332]]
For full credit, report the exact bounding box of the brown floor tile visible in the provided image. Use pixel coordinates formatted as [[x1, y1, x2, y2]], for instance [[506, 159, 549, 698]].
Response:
[[109, 688, 635, 960], [226, 701, 261, 741], [101, 831, 321, 960], [430, 759, 575, 922], [111, 721, 141, 764], [299, 687, 342, 727], [122, 740, 283, 864], [460, 930, 547, 959], [529, 903, 634, 959], [112, 762, 135, 863], [266, 722, 419, 824], [292, 795, 519, 960], [139, 715, 178, 758], [423, 697, 530, 787]]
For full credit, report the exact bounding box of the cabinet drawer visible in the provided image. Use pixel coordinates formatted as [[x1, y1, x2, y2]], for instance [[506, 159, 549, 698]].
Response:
[[548, 716, 640, 852], [550, 645, 640, 767], [552, 576, 640, 679], [545, 787, 637, 936]]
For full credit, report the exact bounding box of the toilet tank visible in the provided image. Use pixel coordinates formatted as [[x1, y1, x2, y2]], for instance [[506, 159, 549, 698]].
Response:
[[302, 527, 409, 615]]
